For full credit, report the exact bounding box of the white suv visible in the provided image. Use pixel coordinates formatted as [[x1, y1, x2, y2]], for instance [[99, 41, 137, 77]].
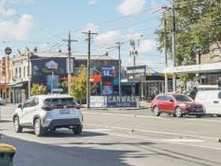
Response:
[[12, 94, 83, 136]]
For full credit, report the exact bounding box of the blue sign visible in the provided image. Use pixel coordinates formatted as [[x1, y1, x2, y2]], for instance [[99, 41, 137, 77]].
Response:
[[101, 67, 114, 77], [107, 96, 137, 107], [90, 96, 138, 107]]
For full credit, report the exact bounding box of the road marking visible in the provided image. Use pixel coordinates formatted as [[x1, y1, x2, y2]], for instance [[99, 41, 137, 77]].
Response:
[[160, 138, 203, 143], [85, 128, 112, 132]]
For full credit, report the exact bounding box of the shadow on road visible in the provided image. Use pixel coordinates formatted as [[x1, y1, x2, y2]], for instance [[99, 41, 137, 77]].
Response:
[[3, 135, 144, 166], [0, 120, 12, 123], [21, 130, 108, 138]]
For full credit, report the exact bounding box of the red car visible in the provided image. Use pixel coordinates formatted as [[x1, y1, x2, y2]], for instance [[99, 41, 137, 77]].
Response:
[[150, 93, 205, 117]]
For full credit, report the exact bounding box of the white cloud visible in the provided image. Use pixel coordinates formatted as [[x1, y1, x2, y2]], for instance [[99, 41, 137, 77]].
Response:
[[0, 14, 34, 41], [138, 39, 157, 54], [88, 0, 98, 5], [0, 0, 34, 41], [83, 23, 99, 33], [0, 0, 16, 16], [117, 0, 146, 16], [96, 31, 121, 47]]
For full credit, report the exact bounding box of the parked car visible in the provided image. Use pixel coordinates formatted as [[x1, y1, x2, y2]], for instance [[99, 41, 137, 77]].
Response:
[[150, 93, 205, 117], [12, 94, 83, 136], [0, 97, 6, 105], [195, 89, 221, 116]]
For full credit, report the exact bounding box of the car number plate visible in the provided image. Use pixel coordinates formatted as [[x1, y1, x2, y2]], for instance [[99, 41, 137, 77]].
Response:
[[60, 109, 70, 114]]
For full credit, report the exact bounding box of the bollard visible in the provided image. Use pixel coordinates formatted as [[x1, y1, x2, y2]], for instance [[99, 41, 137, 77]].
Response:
[[0, 143, 16, 166]]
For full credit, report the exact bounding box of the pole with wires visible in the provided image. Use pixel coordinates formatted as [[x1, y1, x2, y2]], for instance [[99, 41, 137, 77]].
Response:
[[82, 30, 98, 109], [171, 1, 177, 92], [116, 42, 124, 96], [63, 31, 77, 95], [164, 12, 168, 93]]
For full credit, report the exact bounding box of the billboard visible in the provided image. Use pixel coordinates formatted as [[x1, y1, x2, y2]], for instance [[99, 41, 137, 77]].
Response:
[[126, 65, 146, 82], [101, 66, 114, 95], [31, 57, 75, 93]]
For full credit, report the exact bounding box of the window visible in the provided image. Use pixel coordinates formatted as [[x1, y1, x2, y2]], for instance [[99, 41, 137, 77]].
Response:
[[23, 66, 26, 77], [44, 97, 76, 107], [218, 92, 221, 99], [167, 96, 173, 101], [19, 67, 21, 77], [157, 95, 167, 101], [174, 95, 192, 102], [23, 98, 34, 108]]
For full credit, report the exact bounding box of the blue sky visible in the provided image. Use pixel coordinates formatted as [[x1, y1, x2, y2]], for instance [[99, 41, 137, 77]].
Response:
[[0, 0, 171, 71]]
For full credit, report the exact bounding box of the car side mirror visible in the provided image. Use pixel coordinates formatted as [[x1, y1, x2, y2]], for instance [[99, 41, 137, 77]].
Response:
[[76, 104, 81, 109], [18, 104, 23, 109], [170, 99, 174, 102]]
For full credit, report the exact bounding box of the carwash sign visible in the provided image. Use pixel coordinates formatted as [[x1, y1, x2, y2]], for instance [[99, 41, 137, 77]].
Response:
[[90, 96, 139, 107], [107, 96, 137, 107]]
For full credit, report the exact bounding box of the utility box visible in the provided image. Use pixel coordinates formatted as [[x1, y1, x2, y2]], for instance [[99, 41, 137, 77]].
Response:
[[0, 144, 16, 166]]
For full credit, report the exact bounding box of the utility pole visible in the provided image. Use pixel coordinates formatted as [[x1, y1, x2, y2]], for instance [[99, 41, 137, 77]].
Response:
[[26, 47, 31, 98], [116, 42, 124, 96], [164, 13, 168, 93], [130, 39, 139, 96], [63, 31, 77, 95], [172, 1, 177, 92], [82, 30, 98, 109]]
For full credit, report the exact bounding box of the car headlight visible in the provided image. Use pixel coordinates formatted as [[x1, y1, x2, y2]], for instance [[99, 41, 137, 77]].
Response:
[[179, 103, 191, 108], [185, 104, 192, 108]]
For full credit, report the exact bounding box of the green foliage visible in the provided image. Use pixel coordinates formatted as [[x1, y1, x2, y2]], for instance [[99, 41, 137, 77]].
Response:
[[31, 83, 47, 95], [69, 65, 94, 104], [156, 0, 221, 83]]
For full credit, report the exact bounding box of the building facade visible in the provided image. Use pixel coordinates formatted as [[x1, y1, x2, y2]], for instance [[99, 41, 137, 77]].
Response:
[[5, 51, 120, 103]]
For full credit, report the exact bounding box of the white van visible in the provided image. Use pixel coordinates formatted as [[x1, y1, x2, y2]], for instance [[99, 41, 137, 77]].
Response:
[[195, 89, 221, 116]]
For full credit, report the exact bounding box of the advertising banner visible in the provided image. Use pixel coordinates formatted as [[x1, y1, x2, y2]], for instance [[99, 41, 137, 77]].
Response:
[[101, 67, 114, 95]]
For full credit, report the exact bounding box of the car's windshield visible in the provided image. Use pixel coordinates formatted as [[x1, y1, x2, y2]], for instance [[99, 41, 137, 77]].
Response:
[[44, 97, 77, 107], [173, 95, 193, 102]]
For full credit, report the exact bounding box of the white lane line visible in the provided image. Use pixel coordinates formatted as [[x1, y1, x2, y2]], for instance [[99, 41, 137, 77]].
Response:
[[160, 138, 204, 143]]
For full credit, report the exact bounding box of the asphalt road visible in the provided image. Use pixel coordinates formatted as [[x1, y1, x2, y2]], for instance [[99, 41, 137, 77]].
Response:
[[1, 104, 221, 166]]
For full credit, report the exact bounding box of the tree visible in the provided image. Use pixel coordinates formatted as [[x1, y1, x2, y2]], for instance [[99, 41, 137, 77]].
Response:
[[69, 65, 94, 104], [156, 0, 221, 82], [31, 83, 47, 95]]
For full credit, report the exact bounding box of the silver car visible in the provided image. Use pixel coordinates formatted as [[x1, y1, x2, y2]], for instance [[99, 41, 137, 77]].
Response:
[[12, 94, 83, 136]]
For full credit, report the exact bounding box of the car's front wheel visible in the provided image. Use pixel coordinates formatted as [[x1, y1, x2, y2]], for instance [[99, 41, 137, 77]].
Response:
[[174, 107, 183, 118], [34, 118, 46, 136], [153, 106, 160, 116], [13, 116, 23, 133]]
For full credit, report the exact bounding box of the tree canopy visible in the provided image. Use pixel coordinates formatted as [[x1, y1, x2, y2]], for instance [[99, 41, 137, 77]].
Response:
[[69, 65, 95, 104], [157, 0, 221, 66]]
